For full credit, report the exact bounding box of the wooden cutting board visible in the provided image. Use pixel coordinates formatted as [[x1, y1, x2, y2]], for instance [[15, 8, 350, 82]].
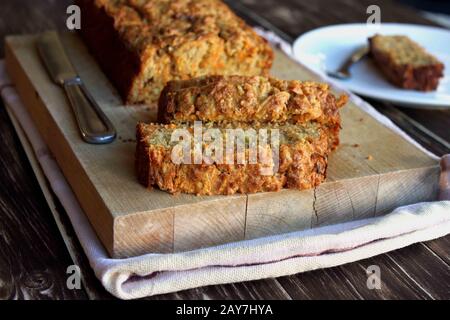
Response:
[[5, 32, 439, 258]]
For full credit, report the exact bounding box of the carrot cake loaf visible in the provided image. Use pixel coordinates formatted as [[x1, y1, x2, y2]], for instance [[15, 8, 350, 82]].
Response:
[[78, 0, 274, 104]]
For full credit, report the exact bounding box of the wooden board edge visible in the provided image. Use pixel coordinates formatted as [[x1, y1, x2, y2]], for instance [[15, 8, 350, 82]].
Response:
[[5, 38, 116, 256], [375, 164, 440, 215], [112, 195, 248, 257]]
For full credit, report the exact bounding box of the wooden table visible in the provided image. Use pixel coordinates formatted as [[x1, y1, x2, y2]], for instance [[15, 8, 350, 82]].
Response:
[[0, 0, 448, 300]]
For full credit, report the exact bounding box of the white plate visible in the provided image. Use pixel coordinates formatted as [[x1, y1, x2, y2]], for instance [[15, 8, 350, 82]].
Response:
[[293, 23, 450, 109]]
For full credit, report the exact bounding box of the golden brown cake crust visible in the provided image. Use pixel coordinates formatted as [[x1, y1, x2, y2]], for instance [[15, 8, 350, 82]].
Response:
[[158, 75, 347, 150], [136, 122, 330, 195], [78, 0, 274, 104], [369, 35, 444, 91]]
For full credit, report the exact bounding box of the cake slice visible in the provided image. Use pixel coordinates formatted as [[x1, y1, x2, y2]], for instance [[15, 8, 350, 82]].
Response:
[[158, 75, 347, 150], [369, 34, 444, 91], [136, 121, 330, 195]]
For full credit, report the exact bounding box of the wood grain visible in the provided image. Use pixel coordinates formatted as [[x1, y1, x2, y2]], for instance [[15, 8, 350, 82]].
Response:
[[0, 0, 72, 55], [245, 189, 315, 239], [0, 104, 86, 300], [0, 0, 98, 300], [328, 255, 435, 299], [232, 0, 437, 36], [374, 103, 450, 156], [385, 243, 450, 299], [423, 236, 450, 265], [277, 267, 363, 299]]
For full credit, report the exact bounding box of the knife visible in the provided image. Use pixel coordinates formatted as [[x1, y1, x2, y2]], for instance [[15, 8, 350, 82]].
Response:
[[37, 31, 116, 144]]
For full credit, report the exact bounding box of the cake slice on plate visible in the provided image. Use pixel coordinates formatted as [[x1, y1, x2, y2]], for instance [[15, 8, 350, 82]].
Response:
[[369, 34, 444, 91]]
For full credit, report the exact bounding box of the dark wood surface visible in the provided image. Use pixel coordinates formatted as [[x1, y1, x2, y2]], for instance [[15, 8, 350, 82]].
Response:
[[0, 0, 449, 300]]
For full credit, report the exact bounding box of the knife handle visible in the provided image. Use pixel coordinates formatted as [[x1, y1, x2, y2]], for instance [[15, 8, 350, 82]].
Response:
[[63, 78, 116, 144]]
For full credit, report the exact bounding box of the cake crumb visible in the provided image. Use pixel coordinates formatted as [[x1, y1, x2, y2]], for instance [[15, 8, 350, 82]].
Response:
[[352, 143, 360, 148], [366, 155, 373, 160]]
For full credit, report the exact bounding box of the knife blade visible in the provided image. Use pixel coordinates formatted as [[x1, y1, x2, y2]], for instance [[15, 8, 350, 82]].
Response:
[[37, 31, 116, 144]]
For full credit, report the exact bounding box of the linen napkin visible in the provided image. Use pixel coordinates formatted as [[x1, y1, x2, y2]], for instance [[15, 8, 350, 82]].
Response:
[[1, 54, 449, 299]]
